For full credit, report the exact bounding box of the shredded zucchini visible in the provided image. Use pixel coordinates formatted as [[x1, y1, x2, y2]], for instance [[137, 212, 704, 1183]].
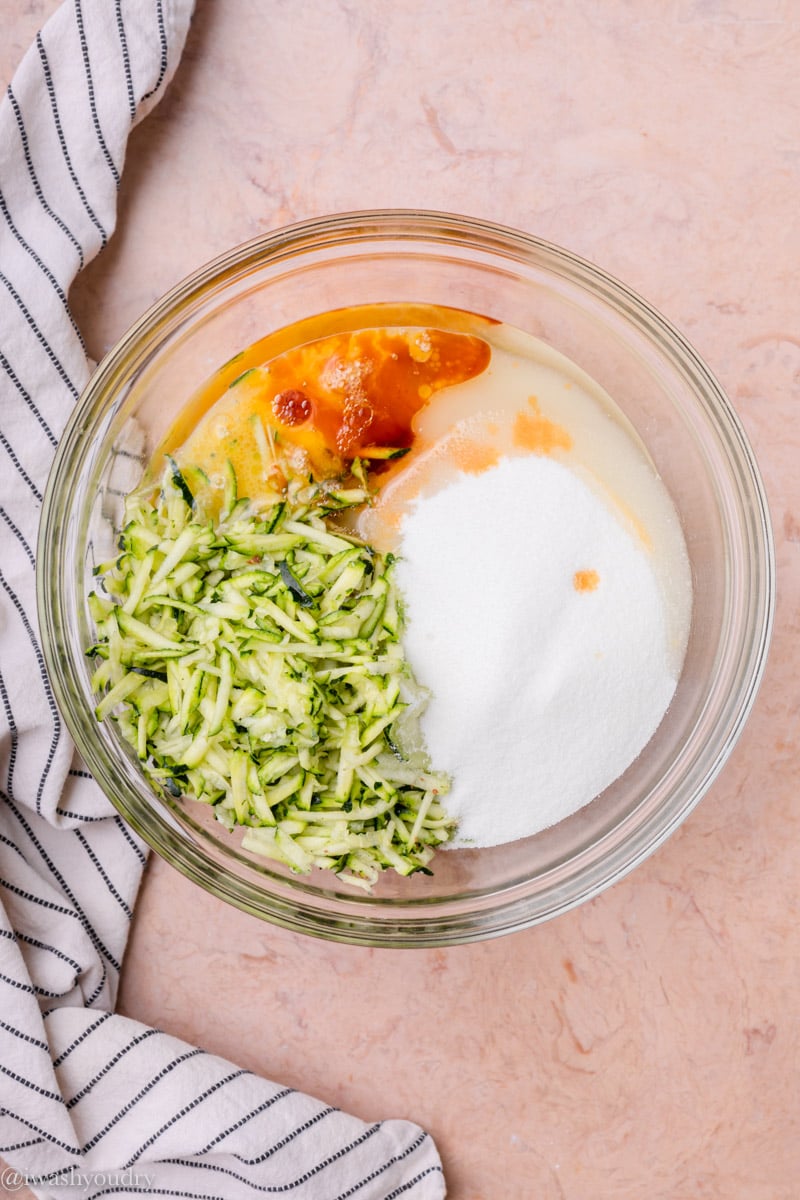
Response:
[[88, 461, 453, 889]]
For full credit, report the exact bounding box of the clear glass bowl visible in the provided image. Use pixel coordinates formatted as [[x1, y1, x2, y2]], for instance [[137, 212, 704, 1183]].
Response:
[[38, 210, 774, 946]]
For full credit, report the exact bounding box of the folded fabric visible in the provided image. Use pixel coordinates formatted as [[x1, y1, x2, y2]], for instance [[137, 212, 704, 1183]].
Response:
[[0, 2, 445, 1196]]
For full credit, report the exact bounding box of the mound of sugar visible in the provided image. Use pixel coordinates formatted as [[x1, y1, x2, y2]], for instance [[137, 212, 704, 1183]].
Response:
[[395, 455, 678, 847]]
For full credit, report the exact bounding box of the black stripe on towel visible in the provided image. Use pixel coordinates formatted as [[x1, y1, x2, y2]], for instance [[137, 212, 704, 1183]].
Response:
[[0, 1018, 50, 1053], [0, 1138, 44, 1155], [36, 31, 109, 248], [0, 268, 80, 399], [0, 667, 20, 800], [5, 84, 85, 267], [75, 830, 133, 918], [0, 428, 43, 502], [113, 815, 148, 865], [82, 1047, 205, 1152], [0, 506, 36, 567], [0, 831, 28, 864], [74, 0, 121, 186], [121, 1068, 252, 1167], [0, 186, 84, 346], [329, 1131, 432, 1200], [2, 792, 121, 973], [384, 1166, 446, 1199], [141, 0, 168, 101], [0, 349, 57, 447], [0, 570, 60, 812], [114, 0, 137, 122], [55, 806, 109, 823], [66, 1026, 160, 1109], [80, 967, 110, 1010], [185, 1087, 295, 1156], [0, 969, 63, 1000], [50, 1011, 113, 1068], [16, 931, 83, 977], [150, 1123, 385, 1193], [0, 1109, 79, 1158], [0, 889, 75, 920], [0, 1063, 62, 1103]]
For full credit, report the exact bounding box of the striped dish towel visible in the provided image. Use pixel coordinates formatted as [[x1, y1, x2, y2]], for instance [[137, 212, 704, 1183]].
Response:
[[0, 2, 445, 1197]]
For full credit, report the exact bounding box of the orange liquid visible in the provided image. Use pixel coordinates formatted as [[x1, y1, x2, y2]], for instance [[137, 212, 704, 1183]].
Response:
[[157, 304, 494, 505]]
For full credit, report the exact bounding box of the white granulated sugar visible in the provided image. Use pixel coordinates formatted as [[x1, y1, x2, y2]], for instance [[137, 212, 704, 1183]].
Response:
[[396, 455, 677, 847]]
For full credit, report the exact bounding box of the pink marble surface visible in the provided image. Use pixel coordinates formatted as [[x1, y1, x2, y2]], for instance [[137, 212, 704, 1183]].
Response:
[[3, 2, 800, 1197]]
